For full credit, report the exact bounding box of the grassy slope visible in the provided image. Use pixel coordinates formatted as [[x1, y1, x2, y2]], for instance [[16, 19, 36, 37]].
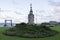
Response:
[[0, 27, 60, 40]]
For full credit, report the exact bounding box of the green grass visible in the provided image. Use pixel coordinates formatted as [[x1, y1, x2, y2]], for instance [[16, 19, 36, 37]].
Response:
[[51, 27, 60, 31], [0, 27, 60, 40]]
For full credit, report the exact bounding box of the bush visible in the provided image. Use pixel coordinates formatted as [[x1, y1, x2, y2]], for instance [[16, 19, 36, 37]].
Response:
[[3, 22, 58, 38]]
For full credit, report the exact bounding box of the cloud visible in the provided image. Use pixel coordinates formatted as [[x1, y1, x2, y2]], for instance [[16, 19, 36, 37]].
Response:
[[48, 0, 60, 6], [0, 10, 28, 23], [1, 0, 60, 23], [14, 11, 23, 15]]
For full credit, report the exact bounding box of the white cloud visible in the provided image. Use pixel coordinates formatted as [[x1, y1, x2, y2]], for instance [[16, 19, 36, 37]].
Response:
[[0, 0, 60, 23]]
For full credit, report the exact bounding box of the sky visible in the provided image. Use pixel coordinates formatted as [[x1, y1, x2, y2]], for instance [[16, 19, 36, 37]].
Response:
[[0, 0, 60, 23]]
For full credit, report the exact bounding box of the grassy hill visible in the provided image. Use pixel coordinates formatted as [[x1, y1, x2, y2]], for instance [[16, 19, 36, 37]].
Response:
[[0, 27, 60, 40]]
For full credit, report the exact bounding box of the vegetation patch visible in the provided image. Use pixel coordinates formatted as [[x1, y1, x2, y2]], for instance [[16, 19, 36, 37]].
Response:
[[3, 23, 58, 38]]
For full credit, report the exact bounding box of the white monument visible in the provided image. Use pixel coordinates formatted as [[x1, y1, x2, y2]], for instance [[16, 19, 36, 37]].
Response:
[[28, 4, 34, 24]]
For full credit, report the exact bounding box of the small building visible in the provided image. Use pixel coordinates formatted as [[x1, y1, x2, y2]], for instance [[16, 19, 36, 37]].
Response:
[[49, 21, 58, 26]]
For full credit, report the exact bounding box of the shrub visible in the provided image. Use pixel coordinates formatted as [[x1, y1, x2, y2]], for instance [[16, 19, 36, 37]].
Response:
[[3, 22, 58, 38]]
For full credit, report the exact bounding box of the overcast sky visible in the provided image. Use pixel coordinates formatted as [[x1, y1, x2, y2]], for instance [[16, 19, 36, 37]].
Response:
[[0, 0, 60, 23]]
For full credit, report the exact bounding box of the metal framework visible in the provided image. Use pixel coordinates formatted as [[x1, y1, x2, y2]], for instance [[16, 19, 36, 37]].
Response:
[[4, 20, 12, 26]]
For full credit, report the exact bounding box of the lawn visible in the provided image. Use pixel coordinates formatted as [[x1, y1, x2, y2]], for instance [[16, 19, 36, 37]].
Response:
[[0, 27, 60, 40]]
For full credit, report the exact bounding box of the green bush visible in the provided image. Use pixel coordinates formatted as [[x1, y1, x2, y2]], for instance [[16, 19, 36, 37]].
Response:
[[3, 22, 58, 38]]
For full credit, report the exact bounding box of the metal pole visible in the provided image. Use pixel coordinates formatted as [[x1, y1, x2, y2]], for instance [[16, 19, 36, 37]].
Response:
[[11, 20, 12, 26]]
